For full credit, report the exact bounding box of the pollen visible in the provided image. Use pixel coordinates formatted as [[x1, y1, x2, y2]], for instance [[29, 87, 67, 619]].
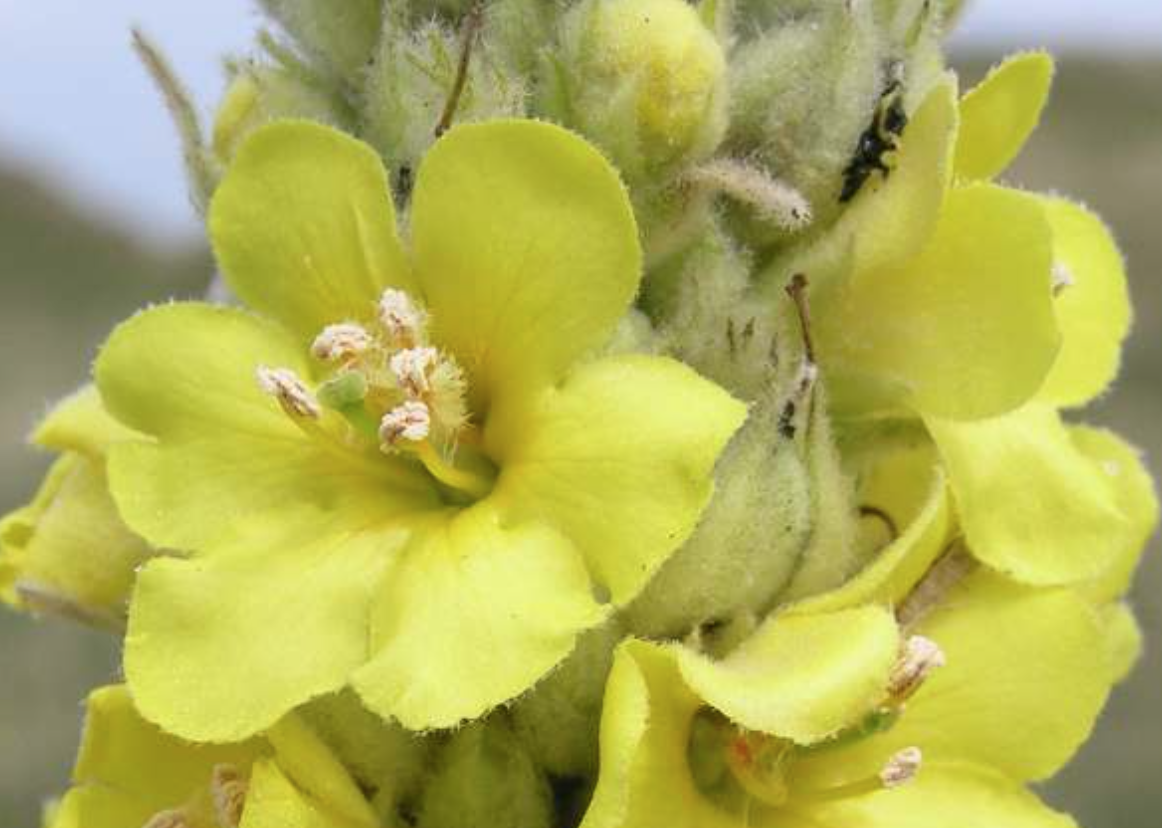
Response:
[[379, 287, 428, 347], [380, 400, 432, 448], [879, 746, 923, 788], [142, 810, 190, 828], [256, 366, 321, 419], [887, 635, 946, 701], [210, 764, 248, 828], [390, 346, 440, 398], [311, 322, 374, 363]]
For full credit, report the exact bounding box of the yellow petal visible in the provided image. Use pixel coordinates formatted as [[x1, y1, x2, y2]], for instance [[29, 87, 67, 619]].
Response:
[[354, 505, 607, 730], [210, 121, 413, 342], [675, 606, 901, 743], [955, 51, 1055, 182], [1037, 197, 1132, 407], [491, 353, 746, 605], [927, 404, 1126, 585], [125, 514, 404, 742], [817, 184, 1059, 420], [410, 120, 641, 403], [1070, 426, 1158, 603]]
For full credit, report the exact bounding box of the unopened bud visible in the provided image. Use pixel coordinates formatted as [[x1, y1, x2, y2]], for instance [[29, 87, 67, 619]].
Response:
[[880, 746, 922, 788], [560, 0, 728, 172], [380, 401, 431, 448], [256, 366, 321, 419]]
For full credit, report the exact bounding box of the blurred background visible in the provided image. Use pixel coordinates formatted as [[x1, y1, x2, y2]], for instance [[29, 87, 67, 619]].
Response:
[[1, 1, 1159, 825]]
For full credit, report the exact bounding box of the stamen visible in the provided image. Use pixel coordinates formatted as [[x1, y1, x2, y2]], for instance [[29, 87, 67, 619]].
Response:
[[142, 810, 190, 828], [880, 746, 922, 788], [210, 764, 248, 828], [380, 401, 432, 448], [379, 288, 427, 347], [390, 346, 440, 398], [311, 322, 373, 363], [887, 636, 946, 702], [795, 746, 923, 802], [256, 366, 320, 419]]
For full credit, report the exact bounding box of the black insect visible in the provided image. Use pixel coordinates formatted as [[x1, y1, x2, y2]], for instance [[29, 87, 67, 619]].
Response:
[[839, 67, 910, 203]]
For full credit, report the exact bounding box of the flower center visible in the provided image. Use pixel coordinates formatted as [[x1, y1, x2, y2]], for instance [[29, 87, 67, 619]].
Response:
[[688, 635, 944, 816], [256, 288, 496, 502]]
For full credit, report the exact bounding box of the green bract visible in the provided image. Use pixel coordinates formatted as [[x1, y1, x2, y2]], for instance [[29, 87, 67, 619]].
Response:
[[95, 119, 745, 741]]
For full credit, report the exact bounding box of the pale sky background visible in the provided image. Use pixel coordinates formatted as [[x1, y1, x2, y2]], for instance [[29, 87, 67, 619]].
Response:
[[1, 0, 1160, 244]]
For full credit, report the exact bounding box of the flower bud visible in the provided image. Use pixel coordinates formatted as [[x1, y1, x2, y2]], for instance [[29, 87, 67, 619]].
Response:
[[554, 0, 728, 178], [256, 0, 381, 80]]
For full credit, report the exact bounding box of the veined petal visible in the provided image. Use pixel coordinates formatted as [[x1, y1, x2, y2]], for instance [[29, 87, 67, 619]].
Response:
[[354, 505, 607, 731], [955, 51, 1055, 182], [410, 120, 641, 403], [580, 641, 740, 828], [801, 572, 1109, 786], [1037, 197, 1132, 407], [796, 764, 1076, 828], [1070, 426, 1158, 603], [789, 445, 952, 615], [927, 404, 1128, 585], [490, 354, 747, 605], [96, 302, 435, 549], [125, 513, 407, 742], [817, 183, 1059, 420], [675, 606, 901, 744], [210, 121, 413, 341]]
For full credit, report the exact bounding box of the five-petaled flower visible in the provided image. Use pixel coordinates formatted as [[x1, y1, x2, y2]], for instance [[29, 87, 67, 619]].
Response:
[[94, 118, 746, 741]]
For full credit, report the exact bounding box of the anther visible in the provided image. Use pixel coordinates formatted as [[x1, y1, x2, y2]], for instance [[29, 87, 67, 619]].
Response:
[[378, 288, 427, 347], [887, 635, 946, 702], [380, 400, 432, 449], [210, 764, 248, 828], [142, 810, 190, 828], [311, 322, 373, 363], [256, 366, 321, 419], [390, 346, 440, 398], [879, 746, 923, 788]]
